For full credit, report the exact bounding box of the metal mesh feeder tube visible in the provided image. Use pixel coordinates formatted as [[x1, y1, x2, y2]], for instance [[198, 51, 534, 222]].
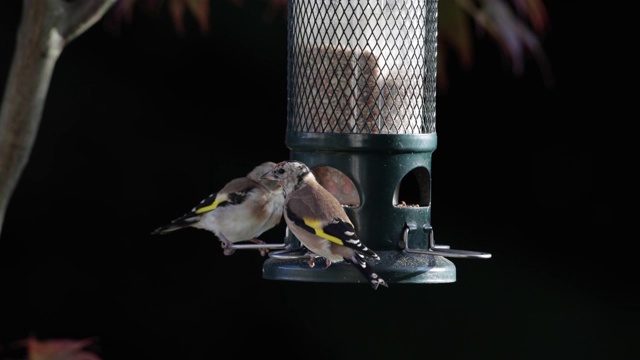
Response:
[[263, 0, 490, 285]]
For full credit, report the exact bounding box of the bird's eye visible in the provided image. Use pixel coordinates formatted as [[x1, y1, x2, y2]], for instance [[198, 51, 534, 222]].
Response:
[[277, 169, 285, 174]]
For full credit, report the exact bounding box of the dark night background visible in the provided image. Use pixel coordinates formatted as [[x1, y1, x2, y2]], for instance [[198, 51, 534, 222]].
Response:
[[0, 1, 633, 359]]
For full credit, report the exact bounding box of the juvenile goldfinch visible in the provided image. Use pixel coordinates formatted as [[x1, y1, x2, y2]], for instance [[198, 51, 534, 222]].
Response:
[[151, 162, 285, 256], [263, 160, 388, 289]]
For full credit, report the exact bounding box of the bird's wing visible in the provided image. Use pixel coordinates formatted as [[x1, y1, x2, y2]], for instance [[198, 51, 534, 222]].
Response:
[[287, 183, 379, 258], [285, 204, 356, 247], [193, 177, 258, 215], [151, 177, 264, 235], [285, 185, 360, 249]]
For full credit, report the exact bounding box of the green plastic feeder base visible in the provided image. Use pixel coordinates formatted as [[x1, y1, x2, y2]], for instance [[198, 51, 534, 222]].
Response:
[[262, 250, 456, 284], [259, 131, 488, 285]]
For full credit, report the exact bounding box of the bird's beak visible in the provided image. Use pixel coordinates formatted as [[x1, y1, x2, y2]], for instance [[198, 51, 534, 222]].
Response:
[[261, 170, 276, 181]]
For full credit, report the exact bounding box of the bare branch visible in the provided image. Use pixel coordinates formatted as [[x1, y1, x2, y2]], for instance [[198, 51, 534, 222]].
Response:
[[0, 0, 117, 236], [62, 0, 118, 43]]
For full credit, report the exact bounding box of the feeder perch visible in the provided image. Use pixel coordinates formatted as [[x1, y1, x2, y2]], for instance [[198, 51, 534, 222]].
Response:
[[262, 0, 490, 285]]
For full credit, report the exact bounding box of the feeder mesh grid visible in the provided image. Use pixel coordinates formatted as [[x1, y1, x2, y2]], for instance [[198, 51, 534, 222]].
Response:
[[287, 0, 437, 135]]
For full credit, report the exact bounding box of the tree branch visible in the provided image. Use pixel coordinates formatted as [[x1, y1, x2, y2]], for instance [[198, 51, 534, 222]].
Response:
[[62, 0, 118, 43], [0, 0, 117, 236]]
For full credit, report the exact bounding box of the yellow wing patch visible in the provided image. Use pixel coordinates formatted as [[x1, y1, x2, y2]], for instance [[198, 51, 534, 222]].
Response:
[[304, 219, 344, 246], [195, 194, 227, 214]]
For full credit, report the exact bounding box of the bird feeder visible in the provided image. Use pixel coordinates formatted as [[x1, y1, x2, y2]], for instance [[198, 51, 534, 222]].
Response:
[[262, 0, 490, 285]]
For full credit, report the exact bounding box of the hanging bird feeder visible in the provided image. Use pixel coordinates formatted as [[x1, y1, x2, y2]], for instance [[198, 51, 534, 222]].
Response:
[[262, 0, 490, 285]]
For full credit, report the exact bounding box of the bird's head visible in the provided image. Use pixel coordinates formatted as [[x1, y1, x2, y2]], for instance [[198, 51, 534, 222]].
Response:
[[262, 160, 311, 194], [249, 161, 282, 191]]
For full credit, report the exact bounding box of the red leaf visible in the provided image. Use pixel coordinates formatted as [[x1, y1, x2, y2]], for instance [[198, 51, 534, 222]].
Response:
[[26, 336, 101, 360]]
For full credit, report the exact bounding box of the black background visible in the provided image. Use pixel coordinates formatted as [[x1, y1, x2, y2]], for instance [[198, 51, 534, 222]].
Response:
[[0, 1, 633, 359]]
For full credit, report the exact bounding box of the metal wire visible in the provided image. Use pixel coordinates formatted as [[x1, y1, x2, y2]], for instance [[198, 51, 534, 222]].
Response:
[[401, 226, 492, 259]]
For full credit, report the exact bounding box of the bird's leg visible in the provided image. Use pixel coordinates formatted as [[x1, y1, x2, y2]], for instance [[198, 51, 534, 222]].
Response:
[[219, 236, 236, 256], [305, 252, 317, 268], [324, 259, 332, 269], [249, 238, 269, 256]]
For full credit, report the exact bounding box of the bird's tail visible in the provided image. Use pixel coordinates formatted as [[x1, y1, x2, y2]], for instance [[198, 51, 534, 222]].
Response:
[[150, 216, 199, 235], [349, 253, 388, 290]]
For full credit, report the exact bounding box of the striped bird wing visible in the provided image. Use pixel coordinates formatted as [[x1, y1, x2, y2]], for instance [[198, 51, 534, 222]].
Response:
[[193, 177, 257, 215], [285, 185, 359, 248]]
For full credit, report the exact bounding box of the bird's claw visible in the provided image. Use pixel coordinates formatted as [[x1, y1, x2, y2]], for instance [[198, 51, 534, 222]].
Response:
[[220, 239, 236, 256], [305, 252, 317, 268], [250, 239, 269, 257]]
